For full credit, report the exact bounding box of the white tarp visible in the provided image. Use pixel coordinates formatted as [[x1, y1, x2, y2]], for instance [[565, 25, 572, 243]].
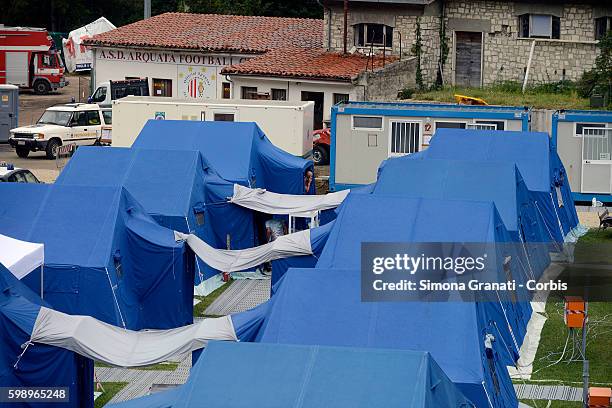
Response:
[[62, 17, 116, 72], [175, 229, 312, 272], [229, 184, 350, 215], [30, 307, 237, 367], [0, 234, 44, 279]]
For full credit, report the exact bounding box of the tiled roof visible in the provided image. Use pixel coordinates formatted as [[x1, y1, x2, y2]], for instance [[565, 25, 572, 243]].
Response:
[[83, 12, 323, 54], [221, 48, 396, 82]]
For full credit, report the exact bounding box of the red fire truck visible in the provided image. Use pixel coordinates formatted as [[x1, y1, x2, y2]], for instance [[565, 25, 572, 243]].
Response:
[[0, 26, 68, 94]]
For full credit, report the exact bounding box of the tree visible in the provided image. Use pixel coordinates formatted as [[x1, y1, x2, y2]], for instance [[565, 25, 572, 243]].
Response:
[[577, 31, 612, 101]]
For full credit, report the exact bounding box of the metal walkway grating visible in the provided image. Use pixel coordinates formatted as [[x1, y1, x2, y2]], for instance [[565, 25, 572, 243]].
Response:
[[514, 384, 582, 402], [204, 278, 271, 315]]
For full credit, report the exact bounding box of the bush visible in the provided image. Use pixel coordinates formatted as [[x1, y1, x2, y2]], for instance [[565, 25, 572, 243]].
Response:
[[530, 80, 575, 95], [490, 81, 523, 94], [577, 69, 600, 98], [398, 87, 415, 99]]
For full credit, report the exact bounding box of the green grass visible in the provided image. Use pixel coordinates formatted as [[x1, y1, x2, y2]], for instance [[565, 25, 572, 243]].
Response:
[[94, 382, 127, 408], [193, 279, 234, 317], [94, 361, 179, 371], [412, 83, 590, 110], [575, 228, 612, 244], [519, 399, 582, 408]]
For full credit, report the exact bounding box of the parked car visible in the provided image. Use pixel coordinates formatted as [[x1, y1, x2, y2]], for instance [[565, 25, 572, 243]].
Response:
[[313, 127, 331, 165], [0, 164, 41, 183], [8, 103, 108, 159]]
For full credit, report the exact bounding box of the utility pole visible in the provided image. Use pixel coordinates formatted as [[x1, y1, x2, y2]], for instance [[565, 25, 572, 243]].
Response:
[[343, 0, 348, 54], [144, 0, 152, 19]]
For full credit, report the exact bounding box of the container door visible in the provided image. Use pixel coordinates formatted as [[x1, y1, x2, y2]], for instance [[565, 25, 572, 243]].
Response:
[[581, 127, 612, 194], [455, 32, 482, 87], [0, 88, 17, 142], [6, 52, 29, 86]]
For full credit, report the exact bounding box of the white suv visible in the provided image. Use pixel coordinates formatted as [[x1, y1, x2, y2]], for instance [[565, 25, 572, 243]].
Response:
[[9, 103, 108, 159]]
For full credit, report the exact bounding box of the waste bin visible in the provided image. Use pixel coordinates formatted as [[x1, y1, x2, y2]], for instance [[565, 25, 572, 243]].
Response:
[[0, 85, 19, 143]]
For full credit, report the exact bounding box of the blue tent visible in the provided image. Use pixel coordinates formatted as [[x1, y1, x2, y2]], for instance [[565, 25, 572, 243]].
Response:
[[320, 194, 542, 342], [55, 146, 246, 288], [132, 120, 314, 195], [56, 147, 208, 235], [0, 262, 93, 408], [375, 158, 553, 272], [0, 183, 193, 330], [423, 129, 580, 240], [109, 341, 474, 408], [258, 268, 516, 408]]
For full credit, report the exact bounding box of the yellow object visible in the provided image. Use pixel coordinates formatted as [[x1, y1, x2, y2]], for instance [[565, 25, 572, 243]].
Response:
[[454, 94, 488, 105]]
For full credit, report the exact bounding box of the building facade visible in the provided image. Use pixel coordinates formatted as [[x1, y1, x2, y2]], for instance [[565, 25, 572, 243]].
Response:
[[323, 0, 611, 87]]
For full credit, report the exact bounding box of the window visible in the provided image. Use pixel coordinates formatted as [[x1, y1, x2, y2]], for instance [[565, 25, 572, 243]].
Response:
[[8, 172, 26, 183], [333, 93, 349, 105], [271, 88, 287, 101], [222, 82, 231, 99], [91, 86, 107, 103], [87, 111, 101, 126], [596, 17, 612, 40], [519, 14, 560, 39], [355, 23, 393, 48], [352, 115, 383, 131], [472, 120, 505, 130], [152, 78, 172, 97], [214, 113, 235, 122], [390, 121, 420, 157], [435, 121, 467, 130], [71, 111, 88, 127], [101, 110, 112, 125], [575, 122, 606, 137], [23, 171, 38, 183], [241, 86, 258, 100]]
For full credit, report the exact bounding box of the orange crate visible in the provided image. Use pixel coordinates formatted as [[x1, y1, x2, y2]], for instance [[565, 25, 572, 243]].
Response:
[[565, 296, 586, 329], [589, 387, 611, 407]]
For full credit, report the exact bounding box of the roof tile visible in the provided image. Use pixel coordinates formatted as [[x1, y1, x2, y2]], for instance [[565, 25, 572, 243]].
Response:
[[84, 12, 323, 54], [222, 48, 396, 82]]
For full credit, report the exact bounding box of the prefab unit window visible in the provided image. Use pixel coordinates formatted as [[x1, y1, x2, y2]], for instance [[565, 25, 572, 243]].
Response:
[[352, 116, 383, 131], [435, 121, 467, 129], [355, 23, 393, 48], [271, 88, 287, 101], [575, 122, 606, 137], [390, 121, 420, 157], [214, 113, 235, 122], [519, 14, 560, 39], [471, 120, 505, 130], [595, 17, 612, 40]]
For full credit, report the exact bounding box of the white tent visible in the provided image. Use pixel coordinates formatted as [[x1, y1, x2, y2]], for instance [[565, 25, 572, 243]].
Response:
[[0, 234, 44, 279]]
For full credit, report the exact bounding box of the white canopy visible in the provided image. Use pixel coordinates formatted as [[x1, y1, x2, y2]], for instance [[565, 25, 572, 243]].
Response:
[[0, 234, 44, 279], [31, 307, 237, 367], [229, 184, 350, 214], [175, 229, 312, 272]]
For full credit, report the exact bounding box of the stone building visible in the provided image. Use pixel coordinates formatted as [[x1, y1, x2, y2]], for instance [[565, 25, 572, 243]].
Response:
[[322, 0, 612, 87]]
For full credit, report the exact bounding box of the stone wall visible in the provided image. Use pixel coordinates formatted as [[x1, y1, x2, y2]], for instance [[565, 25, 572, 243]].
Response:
[[322, 1, 603, 88], [356, 57, 417, 101], [444, 1, 600, 86]]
